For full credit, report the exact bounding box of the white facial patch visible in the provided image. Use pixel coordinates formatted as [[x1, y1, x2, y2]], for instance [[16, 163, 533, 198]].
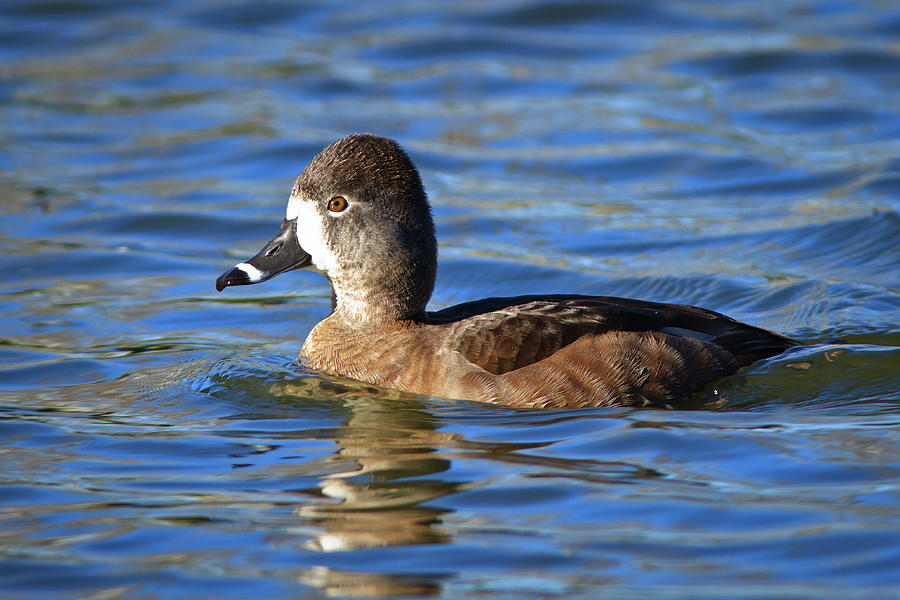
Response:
[[286, 193, 302, 220], [235, 262, 264, 282], [286, 196, 337, 275]]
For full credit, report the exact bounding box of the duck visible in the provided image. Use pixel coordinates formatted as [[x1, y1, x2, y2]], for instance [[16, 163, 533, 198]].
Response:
[[216, 133, 798, 409]]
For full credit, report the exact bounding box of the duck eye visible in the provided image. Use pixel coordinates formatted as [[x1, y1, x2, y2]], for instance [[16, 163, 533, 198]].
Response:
[[327, 196, 348, 213]]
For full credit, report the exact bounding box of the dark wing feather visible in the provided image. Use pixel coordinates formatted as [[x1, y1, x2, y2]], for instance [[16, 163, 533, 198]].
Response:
[[427, 295, 798, 374]]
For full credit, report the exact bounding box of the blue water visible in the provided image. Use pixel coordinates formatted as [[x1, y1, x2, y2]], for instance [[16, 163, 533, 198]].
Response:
[[2, 1, 899, 598]]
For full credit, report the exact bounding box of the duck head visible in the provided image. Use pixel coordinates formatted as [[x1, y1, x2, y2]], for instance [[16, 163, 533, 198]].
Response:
[[216, 134, 437, 323]]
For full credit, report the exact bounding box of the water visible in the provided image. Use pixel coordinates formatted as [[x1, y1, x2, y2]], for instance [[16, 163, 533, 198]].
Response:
[[2, 1, 899, 598]]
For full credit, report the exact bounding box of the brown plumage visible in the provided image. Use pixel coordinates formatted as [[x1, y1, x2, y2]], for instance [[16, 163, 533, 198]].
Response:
[[217, 134, 799, 409]]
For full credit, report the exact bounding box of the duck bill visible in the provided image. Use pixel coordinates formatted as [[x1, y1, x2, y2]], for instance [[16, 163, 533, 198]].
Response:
[[216, 219, 311, 291]]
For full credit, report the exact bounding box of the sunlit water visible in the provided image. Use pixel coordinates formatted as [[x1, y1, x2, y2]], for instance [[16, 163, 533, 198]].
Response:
[[2, 1, 899, 598]]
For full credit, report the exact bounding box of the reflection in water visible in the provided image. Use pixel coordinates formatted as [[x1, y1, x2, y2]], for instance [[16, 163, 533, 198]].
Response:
[[274, 379, 459, 596], [300, 565, 442, 598]]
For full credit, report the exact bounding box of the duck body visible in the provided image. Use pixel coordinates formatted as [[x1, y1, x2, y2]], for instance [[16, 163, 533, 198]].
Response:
[[302, 295, 795, 409], [217, 134, 798, 409]]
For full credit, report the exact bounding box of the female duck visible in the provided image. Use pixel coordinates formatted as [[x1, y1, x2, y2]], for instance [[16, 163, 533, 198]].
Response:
[[216, 134, 797, 409]]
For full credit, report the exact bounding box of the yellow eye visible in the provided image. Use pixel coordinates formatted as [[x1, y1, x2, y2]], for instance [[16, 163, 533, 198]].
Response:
[[327, 196, 348, 213]]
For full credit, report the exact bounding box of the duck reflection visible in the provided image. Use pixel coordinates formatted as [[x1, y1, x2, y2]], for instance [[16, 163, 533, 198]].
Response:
[[299, 565, 444, 598], [272, 377, 460, 596], [298, 383, 458, 552]]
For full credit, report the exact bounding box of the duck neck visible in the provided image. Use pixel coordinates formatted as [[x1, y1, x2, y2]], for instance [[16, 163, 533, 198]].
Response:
[[328, 277, 431, 326], [325, 224, 437, 326]]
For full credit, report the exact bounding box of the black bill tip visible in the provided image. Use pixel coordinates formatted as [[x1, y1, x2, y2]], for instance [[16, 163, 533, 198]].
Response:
[[216, 265, 254, 292]]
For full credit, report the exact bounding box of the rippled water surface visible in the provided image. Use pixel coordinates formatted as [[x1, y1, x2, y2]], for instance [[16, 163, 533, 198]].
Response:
[[2, 1, 900, 598]]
